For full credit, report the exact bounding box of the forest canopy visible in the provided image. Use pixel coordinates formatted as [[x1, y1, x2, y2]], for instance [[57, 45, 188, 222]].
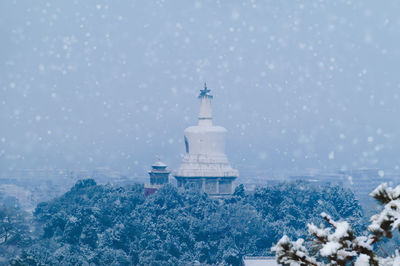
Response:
[[8, 180, 363, 265]]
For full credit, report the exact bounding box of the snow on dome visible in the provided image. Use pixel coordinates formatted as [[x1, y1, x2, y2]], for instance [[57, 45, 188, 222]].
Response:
[[152, 158, 168, 169]]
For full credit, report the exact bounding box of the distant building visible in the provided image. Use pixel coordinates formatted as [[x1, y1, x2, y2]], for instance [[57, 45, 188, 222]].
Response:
[[174, 84, 239, 196], [242, 256, 278, 266], [144, 159, 170, 196], [92, 167, 128, 184]]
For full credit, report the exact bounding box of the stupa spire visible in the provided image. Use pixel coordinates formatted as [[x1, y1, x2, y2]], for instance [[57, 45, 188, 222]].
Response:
[[198, 82, 213, 99], [198, 83, 213, 126]]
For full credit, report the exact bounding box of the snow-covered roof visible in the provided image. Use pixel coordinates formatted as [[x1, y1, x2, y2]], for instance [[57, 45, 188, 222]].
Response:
[[151, 159, 168, 169], [242, 256, 278, 266]]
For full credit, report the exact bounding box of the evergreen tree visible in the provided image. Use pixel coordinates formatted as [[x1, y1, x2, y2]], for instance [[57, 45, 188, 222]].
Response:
[[273, 183, 400, 265], [0, 193, 31, 265], [10, 179, 364, 265]]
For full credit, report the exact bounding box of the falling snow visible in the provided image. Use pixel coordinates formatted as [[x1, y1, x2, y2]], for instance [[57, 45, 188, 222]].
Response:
[[1, 0, 400, 178]]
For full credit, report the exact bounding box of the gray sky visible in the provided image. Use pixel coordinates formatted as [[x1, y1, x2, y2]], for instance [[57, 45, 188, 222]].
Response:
[[1, 0, 400, 177]]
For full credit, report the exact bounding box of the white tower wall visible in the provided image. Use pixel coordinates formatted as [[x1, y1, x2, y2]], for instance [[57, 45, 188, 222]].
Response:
[[184, 126, 226, 155]]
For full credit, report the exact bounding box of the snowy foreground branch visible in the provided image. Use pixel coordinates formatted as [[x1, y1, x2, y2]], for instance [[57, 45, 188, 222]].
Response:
[[272, 183, 400, 265]]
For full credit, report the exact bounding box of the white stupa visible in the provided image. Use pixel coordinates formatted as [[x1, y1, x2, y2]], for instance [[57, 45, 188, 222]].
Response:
[[174, 84, 239, 195]]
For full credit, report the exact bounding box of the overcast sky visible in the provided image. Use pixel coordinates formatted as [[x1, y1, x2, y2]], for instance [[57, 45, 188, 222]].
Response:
[[1, 0, 400, 177]]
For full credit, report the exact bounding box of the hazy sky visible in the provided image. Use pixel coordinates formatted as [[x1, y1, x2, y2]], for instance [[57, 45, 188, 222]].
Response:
[[1, 0, 400, 177]]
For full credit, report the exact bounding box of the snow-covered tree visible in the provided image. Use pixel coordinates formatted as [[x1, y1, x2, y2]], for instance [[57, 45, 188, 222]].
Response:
[[272, 183, 400, 265], [10, 179, 364, 265], [0, 193, 31, 264]]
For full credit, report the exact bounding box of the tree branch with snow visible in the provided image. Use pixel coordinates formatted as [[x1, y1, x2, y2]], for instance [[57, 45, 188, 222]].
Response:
[[272, 183, 400, 265]]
